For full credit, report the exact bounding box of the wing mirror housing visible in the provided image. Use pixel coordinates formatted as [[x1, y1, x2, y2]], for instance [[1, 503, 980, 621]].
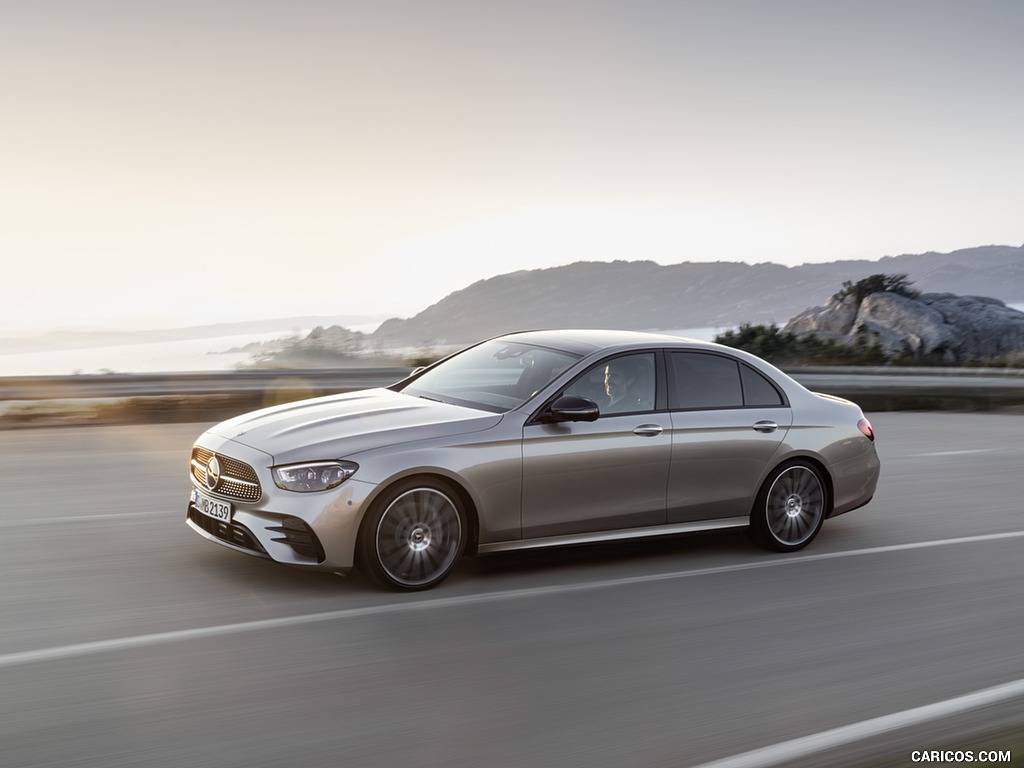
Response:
[[548, 395, 600, 423]]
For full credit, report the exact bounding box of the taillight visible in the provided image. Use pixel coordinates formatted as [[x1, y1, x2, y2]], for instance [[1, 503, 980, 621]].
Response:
[[858, 417, 875, 442]]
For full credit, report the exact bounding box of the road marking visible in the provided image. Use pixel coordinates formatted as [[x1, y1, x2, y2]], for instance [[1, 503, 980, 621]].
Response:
[[1, 529, 1023, 670], [692, 676, 1024, 768], [0, 511, 166, 527], [907, 448, 1001, 457]]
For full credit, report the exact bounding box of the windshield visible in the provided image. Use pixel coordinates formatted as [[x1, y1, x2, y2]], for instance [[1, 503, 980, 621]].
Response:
[[398, 340, 580, 412]]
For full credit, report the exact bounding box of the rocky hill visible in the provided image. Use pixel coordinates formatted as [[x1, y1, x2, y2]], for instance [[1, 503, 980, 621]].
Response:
[[784, 291, 1024, 364], [371, 245, 1024, 346]]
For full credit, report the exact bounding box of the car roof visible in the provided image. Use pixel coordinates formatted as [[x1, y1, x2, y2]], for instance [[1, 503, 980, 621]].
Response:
[[499, 329, 717, 356], [496, 328, 809, 406]]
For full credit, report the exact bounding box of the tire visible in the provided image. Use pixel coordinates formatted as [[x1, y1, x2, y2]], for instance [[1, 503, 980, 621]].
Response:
[[357, 478, 467, 591], [749, 461, 828, 552]]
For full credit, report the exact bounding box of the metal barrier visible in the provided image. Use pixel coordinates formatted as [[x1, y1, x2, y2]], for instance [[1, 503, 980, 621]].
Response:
[[0, 369, 413, 400], [1, 367, 1023, 427]]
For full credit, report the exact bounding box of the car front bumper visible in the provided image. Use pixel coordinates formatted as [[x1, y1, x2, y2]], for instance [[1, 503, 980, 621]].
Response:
[[186, 435, 377, 572]]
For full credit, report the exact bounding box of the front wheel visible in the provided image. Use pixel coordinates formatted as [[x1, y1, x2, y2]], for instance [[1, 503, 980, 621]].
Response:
[[357, 479, 467, 591], [749, 462, 828, 552]]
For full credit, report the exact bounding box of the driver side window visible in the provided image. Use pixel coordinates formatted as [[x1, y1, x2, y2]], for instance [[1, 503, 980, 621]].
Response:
[[563, 353, 656, 416]]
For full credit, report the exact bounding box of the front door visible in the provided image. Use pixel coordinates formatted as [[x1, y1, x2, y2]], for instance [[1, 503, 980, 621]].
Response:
[[521, 353, 669, 538]]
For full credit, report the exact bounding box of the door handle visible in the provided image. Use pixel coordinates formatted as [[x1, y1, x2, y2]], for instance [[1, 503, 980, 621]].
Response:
[[633, 424, 664, 437], [751, 420, 778, 433]]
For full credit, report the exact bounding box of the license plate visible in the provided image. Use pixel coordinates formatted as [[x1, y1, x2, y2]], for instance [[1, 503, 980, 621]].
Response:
[[192, 488, 232, 522]]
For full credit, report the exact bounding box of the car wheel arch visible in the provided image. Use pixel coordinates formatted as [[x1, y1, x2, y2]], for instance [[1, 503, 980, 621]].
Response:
[[757, 452, 834, 513], [357, 471, 481, 558], [748, 456, 833, 552]]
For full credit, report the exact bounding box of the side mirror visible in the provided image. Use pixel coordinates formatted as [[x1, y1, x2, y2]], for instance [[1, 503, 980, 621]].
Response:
[[548, 395, 600, 423]]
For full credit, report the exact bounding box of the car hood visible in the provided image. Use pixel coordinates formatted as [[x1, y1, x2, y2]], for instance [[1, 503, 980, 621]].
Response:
[[206, 388, 503, 464]]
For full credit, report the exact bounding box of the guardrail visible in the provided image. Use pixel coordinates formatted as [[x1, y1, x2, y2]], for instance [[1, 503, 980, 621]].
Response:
[[0, 369, 412, 400], [1, 366, 1023, 428], [790, 369, 1024, 411], [0, 369, 413, 428]]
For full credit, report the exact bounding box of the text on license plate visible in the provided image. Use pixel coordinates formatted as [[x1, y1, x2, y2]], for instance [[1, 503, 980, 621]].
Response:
[[192, 489, 232, 522]]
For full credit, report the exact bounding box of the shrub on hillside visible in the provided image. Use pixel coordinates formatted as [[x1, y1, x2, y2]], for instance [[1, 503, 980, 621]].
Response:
[[832, 273, 919, 303], [715, 324, 889, 366]]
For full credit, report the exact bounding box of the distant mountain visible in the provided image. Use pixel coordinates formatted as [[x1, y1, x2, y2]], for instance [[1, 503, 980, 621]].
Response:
[[373, 245, 1024, 346]]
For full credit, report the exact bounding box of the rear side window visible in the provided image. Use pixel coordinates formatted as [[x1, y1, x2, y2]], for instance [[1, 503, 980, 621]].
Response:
[[741, 364, 785, 406], [670, 352, 785, 409], [670, 353, 742, 409]]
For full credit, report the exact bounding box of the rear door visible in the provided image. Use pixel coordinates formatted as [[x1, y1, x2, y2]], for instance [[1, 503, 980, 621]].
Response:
[[666, 352, 792, 522]]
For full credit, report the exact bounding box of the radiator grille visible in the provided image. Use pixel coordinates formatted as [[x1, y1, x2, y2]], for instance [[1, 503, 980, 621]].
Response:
[[191, 446, 262, 502]]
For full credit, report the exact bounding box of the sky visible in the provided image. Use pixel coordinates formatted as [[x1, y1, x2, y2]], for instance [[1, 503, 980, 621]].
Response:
[[2, 0, 1023, 334]]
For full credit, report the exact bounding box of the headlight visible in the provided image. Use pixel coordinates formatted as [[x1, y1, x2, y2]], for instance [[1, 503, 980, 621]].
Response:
[[272, 461, 358, 493]]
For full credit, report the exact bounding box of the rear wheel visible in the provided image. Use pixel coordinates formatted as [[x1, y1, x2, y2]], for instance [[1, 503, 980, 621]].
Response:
[[749, 462, 827, 552], [358, 478, 467, 591]]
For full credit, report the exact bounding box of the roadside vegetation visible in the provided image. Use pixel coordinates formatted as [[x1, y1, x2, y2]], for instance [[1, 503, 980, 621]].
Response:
[[715, 323, 889, 366], [716, 324, 1024, 368]]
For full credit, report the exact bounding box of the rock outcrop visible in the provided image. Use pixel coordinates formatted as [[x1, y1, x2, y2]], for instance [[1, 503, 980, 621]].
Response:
[[784, 292, 1024, 363]]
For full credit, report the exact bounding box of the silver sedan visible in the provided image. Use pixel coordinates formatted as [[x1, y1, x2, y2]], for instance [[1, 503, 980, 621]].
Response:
[[187, 330, 880, 590]]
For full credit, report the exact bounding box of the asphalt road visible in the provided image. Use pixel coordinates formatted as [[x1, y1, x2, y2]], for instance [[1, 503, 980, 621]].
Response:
[[1, 413, 1022, 767]]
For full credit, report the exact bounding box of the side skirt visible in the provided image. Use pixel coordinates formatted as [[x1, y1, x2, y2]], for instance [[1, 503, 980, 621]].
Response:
[[476, 517, 749, 555]]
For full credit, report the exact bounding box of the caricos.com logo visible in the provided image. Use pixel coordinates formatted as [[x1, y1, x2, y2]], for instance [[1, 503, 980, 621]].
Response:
[[911, 750, 1012, 763]]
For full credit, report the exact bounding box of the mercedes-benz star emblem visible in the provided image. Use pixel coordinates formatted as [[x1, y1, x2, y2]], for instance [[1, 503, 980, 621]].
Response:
[[205, 456, 222, 491]]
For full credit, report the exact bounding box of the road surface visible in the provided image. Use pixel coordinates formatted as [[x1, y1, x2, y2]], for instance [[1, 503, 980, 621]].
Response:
[[0, 413, 1021, 767]]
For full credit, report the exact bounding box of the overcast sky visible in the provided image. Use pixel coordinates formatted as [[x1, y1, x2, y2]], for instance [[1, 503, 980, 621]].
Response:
[[3, 0, 1022, 333]]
